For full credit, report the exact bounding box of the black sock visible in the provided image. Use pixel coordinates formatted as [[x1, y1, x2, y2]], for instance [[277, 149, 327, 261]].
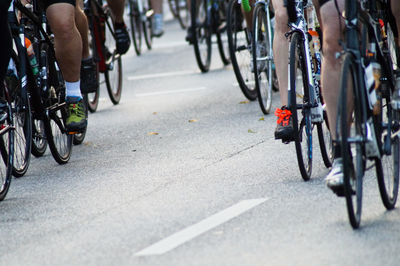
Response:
[[333, 143, 341, 159]]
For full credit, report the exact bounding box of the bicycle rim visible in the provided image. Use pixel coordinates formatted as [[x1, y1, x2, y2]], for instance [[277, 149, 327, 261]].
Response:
[[31, 117, 47, 157], [253, 4, 273, 114], [104, 14, 123, 104], [289, 32, 312, 181], [338, 53, 364, 229], [129, 0, 143, 55], [191, 0, 211, 72], [227, 0, 256, 100]]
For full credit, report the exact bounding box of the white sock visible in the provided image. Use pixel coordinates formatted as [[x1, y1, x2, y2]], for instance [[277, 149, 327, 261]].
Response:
[[65, 81, 82, 99]]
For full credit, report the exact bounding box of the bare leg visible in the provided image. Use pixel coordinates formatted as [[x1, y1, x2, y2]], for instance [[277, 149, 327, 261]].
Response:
[[150, 0, 163, 14], [75, 0, 90, 59], [242, 0, 255, 32], [108, 0, 125, 24], [319, 0, 344, 140], [47, 3, 81, 82], [271, 0, 289, 106]]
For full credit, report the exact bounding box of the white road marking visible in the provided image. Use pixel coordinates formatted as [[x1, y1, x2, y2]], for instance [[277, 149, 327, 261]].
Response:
[[134, 198, 267, 256], [127, 70, 197, 81], [135, 87, 207, 97]]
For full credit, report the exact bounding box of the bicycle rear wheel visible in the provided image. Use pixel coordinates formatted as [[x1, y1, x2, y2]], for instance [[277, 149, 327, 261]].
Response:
[[337, 53, 365, 229], [253, 3, 273, 114], [289, 32, 312, 181], [176, 0, 189, 29], [227, 0, 256, 100], [191, 0, 212, 72], [317, 110, 333, 168], [9, 51, 32, 177], [129, 0, 143, 55], [31, 117, 47, 157], [104, 10, 123, 104], [216, 0, 230, 65], [0, 68, 16, 200], [42, 44, 72, 164]]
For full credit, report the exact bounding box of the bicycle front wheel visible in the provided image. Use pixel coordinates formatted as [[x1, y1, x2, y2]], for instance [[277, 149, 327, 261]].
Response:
[[129, 0, 143, 55], [289, 32, 312, 181], [227, 0, 256, 100], [317, 110, 333, 168], [253, 3, 273, 114], [191, 0, 212, 72], [104, 10, 123, 104], [337, 53, 365, 229]]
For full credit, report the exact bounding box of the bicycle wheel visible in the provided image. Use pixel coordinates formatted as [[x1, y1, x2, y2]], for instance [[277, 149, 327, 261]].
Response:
[[317, 110, 333, 168], [129, 0, 143, 55], [191, 0, 212, 72], [31, 117, 47, 157], [42, 45, 72, 164], [143, 3, 153, 50], [168, 0, 179, 17], [288, 32, 312, 181], [104, 10, 123, 104], [337, 53, 364, 229], [216, 0, 230, 65], [375, 96, 400, 210], [176, 0, 189, 29], [0, 101, 14, 201], [10, 52, 32, 177], [253, 3, 273, 114], [227, 0, 256, 100]]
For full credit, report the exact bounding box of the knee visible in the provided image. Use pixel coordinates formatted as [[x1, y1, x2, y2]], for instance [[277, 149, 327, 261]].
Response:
[[51, 16, 76, 41], [273, 6, 288, 34], [321, 24, 342, 64]]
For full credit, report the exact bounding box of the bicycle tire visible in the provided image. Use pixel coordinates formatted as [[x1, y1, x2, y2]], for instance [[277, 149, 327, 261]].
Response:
[[253, 3, 273, 114], [31, 117, 47, 157], [104, 12, 123, 104], [317, 110, 333, 168], [41, 44, 72, 164], [216, 0, 230, 65], [129, 0, 143, 55], [9, 50, 32, 177], [0, 99, 14, 201], [0, 65, 16, 200], [227, 0, 256, 100], [191, 0, 212, 72], [338, 53, 364, 229], [143, 4, 153, 50], [289, 32, 312, 181], [175, 0, 189, 29], [168, 0, 179, 17]]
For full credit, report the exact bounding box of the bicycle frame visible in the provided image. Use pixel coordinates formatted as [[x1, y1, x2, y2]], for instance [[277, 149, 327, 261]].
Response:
[[287, 0, 322, 123]]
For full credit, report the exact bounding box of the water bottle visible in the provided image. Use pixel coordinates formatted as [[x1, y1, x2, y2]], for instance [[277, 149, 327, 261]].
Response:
[[25, 37, 39, 76]]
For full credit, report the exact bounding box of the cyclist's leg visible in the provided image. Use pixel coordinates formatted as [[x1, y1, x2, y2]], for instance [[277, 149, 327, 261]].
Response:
[[242, 0, 255, 34], [46, 0, 87, 131], [271, 0, 293, 140], [107, 0, 131, 54], [150, 0, 164, 37], [75, 0, 98, 92], [316, 0, 345, 191]]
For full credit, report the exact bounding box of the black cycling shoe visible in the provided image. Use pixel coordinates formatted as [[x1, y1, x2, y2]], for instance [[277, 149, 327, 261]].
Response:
[[185, 26, 194, 44], [114, 22, 131, 55], [274, 106, 294, 142], [80, 58, 99, 94]]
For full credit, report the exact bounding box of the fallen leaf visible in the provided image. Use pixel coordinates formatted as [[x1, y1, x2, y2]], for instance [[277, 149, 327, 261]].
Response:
[[188, 119, 198, 123], [153, 112, 157, 115], [259, 117, 265, 121], [248, 129, 256, 133], [148, 132, 159, 135], [239, 100, 250, 104]]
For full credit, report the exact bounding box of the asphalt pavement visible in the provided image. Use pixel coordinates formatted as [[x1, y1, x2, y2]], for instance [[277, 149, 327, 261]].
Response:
[[1, 14, 400, 266]]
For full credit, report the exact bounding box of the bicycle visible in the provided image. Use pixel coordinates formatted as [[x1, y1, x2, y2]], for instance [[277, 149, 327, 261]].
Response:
[[252, 0, 279, 114], [336, 0, 400, 228], [128, 0, 152, 55], [9, 0, 73, 165], [168, 0, 189, 29], [83, 0, 124, 113], [189, 0, 230, 73], [285, 0, 332, 181]]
